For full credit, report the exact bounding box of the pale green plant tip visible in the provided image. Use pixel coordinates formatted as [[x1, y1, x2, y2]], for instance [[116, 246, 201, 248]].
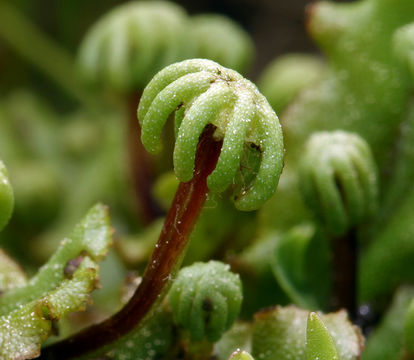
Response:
[[168, 260, 242, 342], [138, 58, 284, 211], [0, 160, 14, 232], [78, 1, 188, 92], [299, 131, 378, 236], [307, 312, 340, 360]]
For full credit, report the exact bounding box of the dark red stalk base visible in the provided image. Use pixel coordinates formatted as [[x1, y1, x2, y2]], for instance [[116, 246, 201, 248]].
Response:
[[331, 228, 357, 318], [40, 125, 222, 359], [127, 94, 163, 224]]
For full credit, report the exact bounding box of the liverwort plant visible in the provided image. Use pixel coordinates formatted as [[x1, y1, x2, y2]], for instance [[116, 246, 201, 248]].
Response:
[[78, 1, 254, 226], [39, 58, 284, 359]]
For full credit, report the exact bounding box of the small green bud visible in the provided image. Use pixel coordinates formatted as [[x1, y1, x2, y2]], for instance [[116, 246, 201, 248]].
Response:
[[169, 260, 242, 342], [138, 58, 284, 211], [78, 1, 188, 91], [299, 131, 378, 236], [0, 161, 14, 232]]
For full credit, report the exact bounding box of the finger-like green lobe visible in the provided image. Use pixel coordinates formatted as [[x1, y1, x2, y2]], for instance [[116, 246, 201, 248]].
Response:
[[78, 1, 189, 92], [168, 260, 242, 342], [307, 312, 340, 360], [0, 160, 14, 232], [138, 58, 284, 211], [0, 203, 112, 315], [299, 131, 377, 236]]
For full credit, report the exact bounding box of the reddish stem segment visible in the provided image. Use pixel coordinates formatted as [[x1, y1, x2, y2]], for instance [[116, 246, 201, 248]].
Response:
[[127, 94, 163, 224], [40, 125, 222, 359]]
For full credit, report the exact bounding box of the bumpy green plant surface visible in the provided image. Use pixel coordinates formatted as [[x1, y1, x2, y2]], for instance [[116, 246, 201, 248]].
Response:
[[2, 0, 414, 358], [139, 58, 284, 211], [169, 260, 242, 342]]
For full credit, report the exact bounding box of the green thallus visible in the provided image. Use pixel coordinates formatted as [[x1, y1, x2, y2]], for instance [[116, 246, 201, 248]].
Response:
[[138, 58, 284, 211], [78, 1, 188, 92], [299, 130, 378, 236], [39, 58, 283, 358], [169, 260, 242, 342]]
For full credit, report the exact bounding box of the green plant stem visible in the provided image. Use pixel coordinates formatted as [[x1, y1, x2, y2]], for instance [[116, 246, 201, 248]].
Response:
[[39, 125, 222, 359], [127, 94, 163, 225], [331, 228, 357, 319], [0, 0, 92, 106]]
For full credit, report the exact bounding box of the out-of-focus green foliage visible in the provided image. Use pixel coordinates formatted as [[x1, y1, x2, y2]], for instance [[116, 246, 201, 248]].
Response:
[[1, 0, 414, 358]]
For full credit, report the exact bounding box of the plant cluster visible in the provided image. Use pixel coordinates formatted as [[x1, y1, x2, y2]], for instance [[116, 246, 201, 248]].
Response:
[[1, 0, 414, 359]]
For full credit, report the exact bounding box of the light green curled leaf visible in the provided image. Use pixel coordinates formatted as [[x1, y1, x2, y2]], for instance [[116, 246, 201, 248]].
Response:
[[307, 312, 340, 360], [139, 58, 284, 211], [0, 160, 14, 232], [0, 203, 112, 315]]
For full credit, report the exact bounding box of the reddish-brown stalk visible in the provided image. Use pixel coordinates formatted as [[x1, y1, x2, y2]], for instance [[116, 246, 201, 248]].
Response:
[[39, 125, 222, 359]]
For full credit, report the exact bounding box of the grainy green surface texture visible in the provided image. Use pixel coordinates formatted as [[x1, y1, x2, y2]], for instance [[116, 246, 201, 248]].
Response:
[[138, 58, 284, 211]]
